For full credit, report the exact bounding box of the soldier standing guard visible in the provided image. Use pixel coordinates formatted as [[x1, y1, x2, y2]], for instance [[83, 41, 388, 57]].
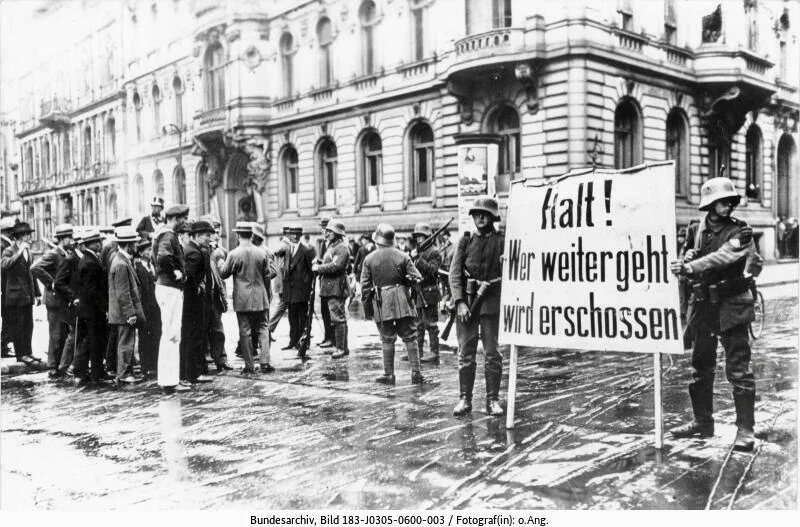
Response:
[[410, 223, 442, 364], [31, 223, 74, 377], [361, 224, 425, 385], [1, 222, 42, 366], [449, 197, 505, 417], [317, 216, 336, 348], [313, 219, 350, 359], [670, 177, 758, 452]]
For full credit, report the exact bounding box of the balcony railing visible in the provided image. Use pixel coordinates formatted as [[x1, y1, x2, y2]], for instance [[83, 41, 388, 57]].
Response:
[[39, 97, 71, 129], [196, 107, 226, 127], [454, 27, 525, 57], [614, 29, 647, 53], [352, 73, 379, 91], [397, 58, 433, 79], [274, 97, 296, 113], [310, 86, 335, 103]]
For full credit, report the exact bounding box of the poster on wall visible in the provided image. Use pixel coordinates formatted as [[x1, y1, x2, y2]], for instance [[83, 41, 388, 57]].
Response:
[[456, 142, 498, 235], [499, 162, 683, 355]]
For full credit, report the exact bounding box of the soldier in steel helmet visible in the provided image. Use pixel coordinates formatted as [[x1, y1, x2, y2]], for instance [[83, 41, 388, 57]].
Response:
[[669, 177, 758, 452], [449, 196, 505, 417], [410, 222, 442, 363], [312, 219, 350, 359], [361, 223, 425, 385]]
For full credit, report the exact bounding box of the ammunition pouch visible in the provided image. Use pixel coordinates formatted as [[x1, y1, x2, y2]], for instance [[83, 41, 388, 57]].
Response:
[[692, 276, 754, 305], [466, 278, 478, 308]]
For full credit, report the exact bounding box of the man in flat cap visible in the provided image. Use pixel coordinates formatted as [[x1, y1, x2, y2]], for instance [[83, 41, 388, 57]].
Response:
[[153, 204, 189, 393], [181, 220, 216, 385], [136, 197, 165, 240], [1, 222, 42, 366], [108, 226, 145, 385], [32, 223, 75, 377]]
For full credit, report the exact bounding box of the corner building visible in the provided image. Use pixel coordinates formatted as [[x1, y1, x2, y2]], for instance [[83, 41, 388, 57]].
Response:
[[8, 0, 799, 260]]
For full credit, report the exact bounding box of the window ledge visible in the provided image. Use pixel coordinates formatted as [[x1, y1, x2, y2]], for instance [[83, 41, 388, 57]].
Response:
[[407, 197, 433, 206]]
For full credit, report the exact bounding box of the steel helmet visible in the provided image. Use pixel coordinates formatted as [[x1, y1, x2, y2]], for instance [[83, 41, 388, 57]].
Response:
[[325, 219, 346, 236], [372, 223, 396, 247], [412, 222, 433, 237], [699, 177, 741, 211], [469, 196, 501, 221]]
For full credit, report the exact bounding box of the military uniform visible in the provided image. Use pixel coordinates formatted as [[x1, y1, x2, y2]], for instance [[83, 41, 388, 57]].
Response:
[[449, 197, 505, 416], [316, 220, 350, 358], [411, 224, 442, 362], [361, 224, 424, 384], [672, 177, 757, 451]]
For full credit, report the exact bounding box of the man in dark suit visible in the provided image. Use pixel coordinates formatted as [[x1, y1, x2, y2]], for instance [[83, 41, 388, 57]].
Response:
[[182, 220, 215, 385], [136, 196, 165, 240], [31, 223, 74, 377], [54, 232, 85, 375], [203, 216, 231, 372], [134, 240, 161, 378], [74, 230, 109, 386], [282, 223, 316, 353], [108, 226, 145, 385], [1, 222, 42, 365], [1, 217, 18, 357]]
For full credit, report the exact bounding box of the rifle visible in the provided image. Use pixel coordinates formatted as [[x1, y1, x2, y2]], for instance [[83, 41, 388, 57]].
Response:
[[295, 272, 317, 361], [440, 277, 502, 341], [410, 217, 454, 308]]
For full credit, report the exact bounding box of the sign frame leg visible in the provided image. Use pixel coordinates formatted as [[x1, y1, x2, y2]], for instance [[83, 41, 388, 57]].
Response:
[[654, 351, 664, 449], [506, 344, 519, 429]]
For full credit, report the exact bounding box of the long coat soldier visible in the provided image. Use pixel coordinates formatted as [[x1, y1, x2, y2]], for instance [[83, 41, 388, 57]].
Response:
[[31, 223, 74, 377], [670, 177, 758, 452], [361, 224, 425, 385], [449, 196, 505, 417], [410, 223, 442, 363], [313, 219, 350, 359]]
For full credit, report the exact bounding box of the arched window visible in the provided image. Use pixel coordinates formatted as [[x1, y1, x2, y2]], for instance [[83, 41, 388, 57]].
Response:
[[152, 84, 161, 136], [409, 121, 434, 198], [83, 125, 92, 167], [488, 105, 520, 192], [204, 43, 226, 109], [776, 134, 797, 223], [153, 169, 165, 198], [282, 147, 299, 210], [134, 173, 145, 213], [173, 165, 186, 204], [359, 1, 378, 75], [614, 99, 642, 169], [173, 76, 184, 128], [359, 131, 383, 204], [133, 91, 142, 141], [106, 117, 116, 161], [317, 18, 334, 87], [317, 139, 338, 207], [43, 138, 51, 176], [280, 33, 294, 97], [745, 125, 763, 201], [666, 108, 689, 196]]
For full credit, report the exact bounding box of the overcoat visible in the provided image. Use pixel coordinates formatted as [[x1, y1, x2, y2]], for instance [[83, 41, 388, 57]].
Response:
[[317, 239, 350, 298], [361, 246, 422, 322], [449, 228, 504, 316], [31, 246, 69, 308], [1, 243, 41, 306], [413, 245, 442, 307], [284, 243, 316, 304], [77, 249, 108, 320], [218, 244, 276, 312], [108, 251, 145, 325]]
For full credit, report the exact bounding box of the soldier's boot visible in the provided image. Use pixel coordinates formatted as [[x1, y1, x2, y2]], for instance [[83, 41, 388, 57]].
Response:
[[453, 365, 476, 416], [670, 383, 715, 438], [421, 326, 440, 363], [415, 329, 425, 360], [376, 342, 396, 384], [331, 324, 348, 359], [405, 340, 424, 384], [485, 368, 504, 417], [733, 391, 756, 452]]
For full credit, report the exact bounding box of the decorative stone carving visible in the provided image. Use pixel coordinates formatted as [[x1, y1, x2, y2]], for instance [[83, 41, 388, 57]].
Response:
[[244, 139, 271, 193], [702, 5, 722, 43], [243, 46, 262, 69], [774, 106, 799, 133], [625, 78, 636, 96], [515, 62, 540, 115], [447, 80, 473, 126], [205, 152, 225, 191]]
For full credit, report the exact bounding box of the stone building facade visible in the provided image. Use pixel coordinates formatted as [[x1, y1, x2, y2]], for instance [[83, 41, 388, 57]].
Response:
[[5, 0, 799, 259]]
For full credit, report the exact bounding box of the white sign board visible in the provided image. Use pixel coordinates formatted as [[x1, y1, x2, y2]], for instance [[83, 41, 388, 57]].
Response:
[[499, 162, 683, 355]]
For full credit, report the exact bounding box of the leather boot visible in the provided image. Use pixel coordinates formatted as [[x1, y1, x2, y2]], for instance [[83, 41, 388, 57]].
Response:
[[331, 324, 348, 359], [733, 391, 756, 452], [421, 327, 440, 363], [671, 382, 715, 438], [453, 365, 475, 416], [485, 368, 504, 417], [376, 342, 395, 383]]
